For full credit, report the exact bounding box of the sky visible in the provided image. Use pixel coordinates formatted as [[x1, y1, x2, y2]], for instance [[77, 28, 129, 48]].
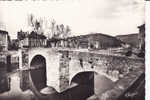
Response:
[[0, 0, 145, 39]]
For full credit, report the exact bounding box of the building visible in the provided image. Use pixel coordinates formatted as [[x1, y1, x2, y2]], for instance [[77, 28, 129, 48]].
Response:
[[138, 24, 145, 52], [66, 33, 122, 50], [9, 39, 19, 50], [18, 31, 47, 48], [0, 30, 9, 51], [46, 33, 123, 50]]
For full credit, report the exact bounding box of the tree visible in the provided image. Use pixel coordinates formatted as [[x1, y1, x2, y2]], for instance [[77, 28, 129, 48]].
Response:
[[53, 24, 71, 39], [35, 20, 40, 31], [59, 24, 65, 38], [27, 14, 72, 39], [65, 25, 71, 38], [50, 19, 56, 38], [28, 14, 44, 34], [28, 14, 35, 28]]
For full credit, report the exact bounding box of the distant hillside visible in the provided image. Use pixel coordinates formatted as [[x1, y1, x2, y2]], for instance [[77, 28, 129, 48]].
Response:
[[116, 34, 139, 48]]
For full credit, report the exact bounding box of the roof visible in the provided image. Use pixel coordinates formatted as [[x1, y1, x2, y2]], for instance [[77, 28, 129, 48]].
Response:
[[0, 30, 8, 34], [68, 33, 122, 42], [28, 31, 47, 39], [138, 24, 145, 29], [116, 33, 138, 38], [68, 33, 119, 40]]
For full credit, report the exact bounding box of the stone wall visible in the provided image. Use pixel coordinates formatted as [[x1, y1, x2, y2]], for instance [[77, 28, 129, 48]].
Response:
[[11, 55, 19, 71], [59, 51, 70, 91], [19, 48, 70, 92], [68, 51, 144, 82], [53, 50, 144, 92], [19, 48, 30, 91]]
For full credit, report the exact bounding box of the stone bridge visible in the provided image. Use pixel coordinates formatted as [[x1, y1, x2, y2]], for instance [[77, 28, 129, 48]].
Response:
[[18, 47, 144, 96]]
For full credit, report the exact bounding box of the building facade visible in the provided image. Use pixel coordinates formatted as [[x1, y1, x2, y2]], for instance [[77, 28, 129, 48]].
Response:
[[138, 24, 145, 52], [18, 31, 47, 48], [47, 33, 122, 50], [67, 33, 122, 50], [0, 30, 9, 51]]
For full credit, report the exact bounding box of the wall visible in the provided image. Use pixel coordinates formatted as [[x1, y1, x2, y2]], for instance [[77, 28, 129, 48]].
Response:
[[138, 24, 145, 51], [68, 51, 144, 83], [59, 51, 70, 91], [0, 33, 8, 51]]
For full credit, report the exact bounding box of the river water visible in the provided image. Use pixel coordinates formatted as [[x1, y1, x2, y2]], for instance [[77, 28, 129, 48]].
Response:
[[0, 70, 116, 100]]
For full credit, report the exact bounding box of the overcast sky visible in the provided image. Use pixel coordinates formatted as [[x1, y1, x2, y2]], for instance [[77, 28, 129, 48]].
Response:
[[0, 0, 145, 39]]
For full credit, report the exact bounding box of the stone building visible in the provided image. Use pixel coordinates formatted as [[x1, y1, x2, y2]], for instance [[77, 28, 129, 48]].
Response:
[[66, 33, 122, 50], [46, 33, 122, 50], [138, 24, 145, 52], [9, 39, 19, 50], [18, 31, 47, 48], [0, 30, 9, 51]]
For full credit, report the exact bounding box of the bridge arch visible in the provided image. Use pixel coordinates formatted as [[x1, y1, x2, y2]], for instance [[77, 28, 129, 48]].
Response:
[[26, 48, 61, 92], [30, 55, 47, 90], [69, 69, 101, 85], [70, 71, 116, 95], [28, 50, 48, 66], [20, 48, 61, 99], [70, 71, 98, 85], [70, 71, 97, 97]]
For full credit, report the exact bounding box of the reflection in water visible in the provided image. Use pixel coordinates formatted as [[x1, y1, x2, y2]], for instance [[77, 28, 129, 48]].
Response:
[[0, 68, 116, 100], [28, 71, 95, 100], [0, 65, 11, 94], [0, 72, 35, 100], [59, 84, 93, 100], [0, 76, 11, 93], [59, 72, 95, 100]]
